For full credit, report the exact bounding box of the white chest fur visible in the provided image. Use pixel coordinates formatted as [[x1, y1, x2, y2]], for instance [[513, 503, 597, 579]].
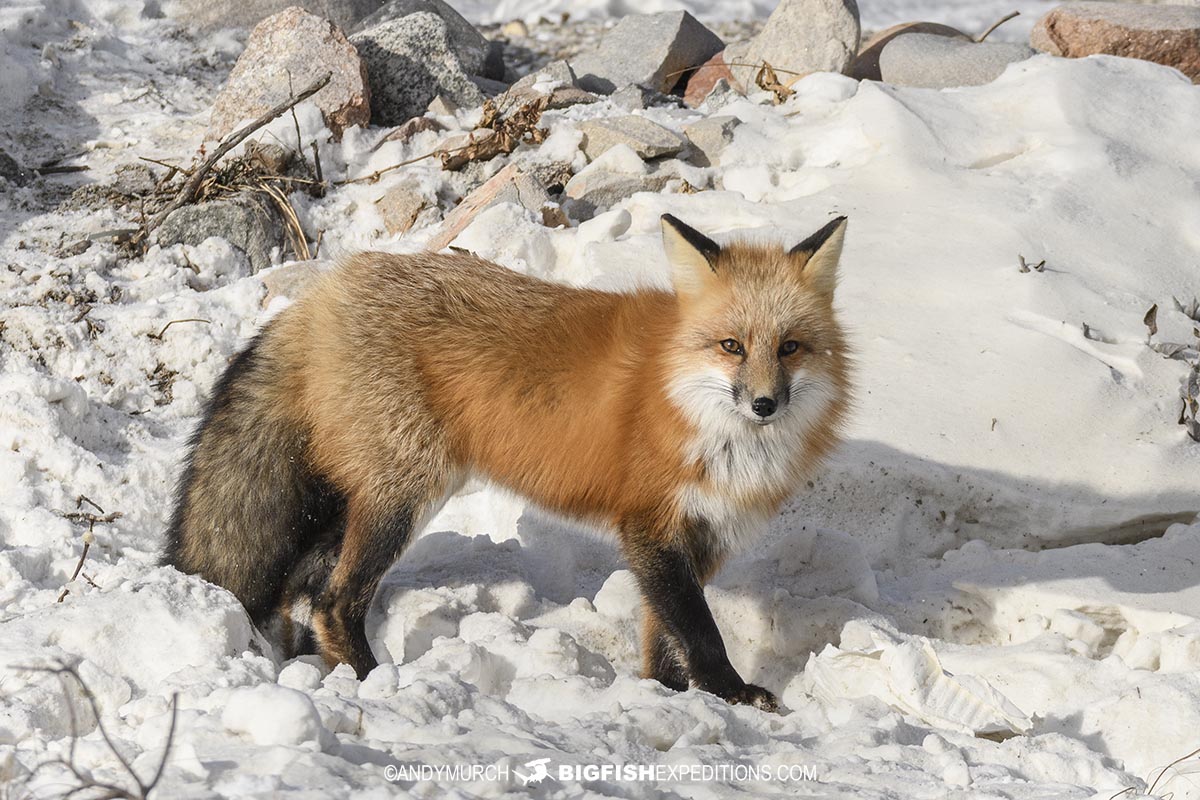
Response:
[[669, 367, 837, 551]]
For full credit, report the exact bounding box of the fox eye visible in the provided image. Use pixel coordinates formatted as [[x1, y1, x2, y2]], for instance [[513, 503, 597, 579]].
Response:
[[779, 340, 803, 356], [719, 338, 744, 355]]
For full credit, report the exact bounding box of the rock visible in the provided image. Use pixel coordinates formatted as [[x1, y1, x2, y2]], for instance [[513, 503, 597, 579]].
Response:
[[578, 116, 686, 160], [562, 143, 684, 219], [501, 20, 528, 38], [375, 181, 426, 234], [879, 34, 1035, 88], [0, 148, 30, 186], [110, 163, 157, 196], [352, 0, 492, 76], [1031, 2, 1200, 81], [208, 7, 370, 141], [847, 21, 971, 81], [427, 164, 549, 250], [157, 194, 284, 273], [505, 61, 600, 109], [725, 0, 861, 90], [261, 260, 325, 307], [572, 11, 724, 94], [700, 77, 739, 111], [470, 75, 510, 96], [351, 12, 484, 125], [684, 50, 735, 107], [610, 84, 684, 111], [427, 94, 459, 116], [167, 0, 383, 32], [683, 115, 740, 167], [564, 170, 673, 219]]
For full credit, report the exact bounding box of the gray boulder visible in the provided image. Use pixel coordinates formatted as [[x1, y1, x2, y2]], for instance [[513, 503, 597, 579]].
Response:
[[157, 194, 284, 273], [351, 11, 484, 125], [879, 34, 1035, 88], [208, 7, 370, 141], [572, 11, 724, 94], [352, 0, 500, 77], [725, 0, 860, 89], [578, 116, 686, 160]]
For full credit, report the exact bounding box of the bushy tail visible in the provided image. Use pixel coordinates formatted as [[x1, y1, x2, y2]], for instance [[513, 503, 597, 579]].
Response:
[[163, 334, 344, 625]]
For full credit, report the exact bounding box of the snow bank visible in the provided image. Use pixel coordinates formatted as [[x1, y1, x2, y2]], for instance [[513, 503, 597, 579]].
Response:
[[1, 7, 1199, 799]]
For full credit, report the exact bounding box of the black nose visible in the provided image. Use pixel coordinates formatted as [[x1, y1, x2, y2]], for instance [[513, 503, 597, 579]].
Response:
[[751, 397, 777, 417]]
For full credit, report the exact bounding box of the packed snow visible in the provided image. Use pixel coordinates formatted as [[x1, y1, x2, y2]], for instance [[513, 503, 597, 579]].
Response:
[[2, 0, 1199, 798]]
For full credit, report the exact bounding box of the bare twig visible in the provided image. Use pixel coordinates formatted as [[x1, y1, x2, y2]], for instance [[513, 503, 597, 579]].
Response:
[[335, 143, 470, 186], [12, 664, 180, 799], [310, 141, 325, 197], [138, 157, 190, 176], [1018, 255, 1045, 273], [149, 318, 211, 340], [661, 60, 812, 83], [1148, 745, 1200, 796], [76, 496, 105, 514], [977, 11, 1020, 43], [139, 72, 331, 241]]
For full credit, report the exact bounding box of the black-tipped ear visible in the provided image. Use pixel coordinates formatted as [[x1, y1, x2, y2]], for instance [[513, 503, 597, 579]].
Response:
[[789, 216, 848, 257], [661, 214, 720, 272], [662, 214, 723, 305], [790, 216, 847, 298]]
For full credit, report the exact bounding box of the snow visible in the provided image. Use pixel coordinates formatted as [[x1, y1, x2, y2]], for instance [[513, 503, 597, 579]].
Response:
[[2, 0, 1200, 798], [456, 0, 1058, 42]]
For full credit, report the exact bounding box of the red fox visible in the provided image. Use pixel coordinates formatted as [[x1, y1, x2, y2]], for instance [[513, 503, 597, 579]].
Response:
[[164, 214, 850, 711]]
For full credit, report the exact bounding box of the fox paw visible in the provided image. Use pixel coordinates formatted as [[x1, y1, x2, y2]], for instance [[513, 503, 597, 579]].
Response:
[[708, 681, 778, 712]]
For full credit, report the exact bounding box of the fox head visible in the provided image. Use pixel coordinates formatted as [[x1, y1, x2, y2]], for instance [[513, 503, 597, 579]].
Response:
[[661, 213, 849, 430]]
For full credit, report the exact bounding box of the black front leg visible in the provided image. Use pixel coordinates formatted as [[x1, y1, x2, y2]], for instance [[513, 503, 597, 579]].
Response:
[[622, 518, 777, 711]]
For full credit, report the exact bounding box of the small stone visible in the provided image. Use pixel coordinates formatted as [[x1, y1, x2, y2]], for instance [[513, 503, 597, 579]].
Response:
[[725, 0, 861, 90], [157, 194, 285, 274], [0, 148, 30, 186], [578, 116, 686, 160], [505, 61, 600, 109], [684, 50, 735, 107], [879, 34, 1035, 88], [261, 260, 325, 308], [572, 11, 724, 94], [1031, 2, 1200, 81], [427, 95, 459, 116], [701, 77, 739, 111], [354, 0, 490, 76], [427, 164, 549, 250], [375, 181, 426, 234], [208, 7, 370, 142], [501, 20, 529, 38], [683, 115, 740, 167], [541, 204, 569, 228], [351, 12, 485, 126], [847, 21, 970, 81], [470, 75, 510, 97], [610, 84, 683, 111]]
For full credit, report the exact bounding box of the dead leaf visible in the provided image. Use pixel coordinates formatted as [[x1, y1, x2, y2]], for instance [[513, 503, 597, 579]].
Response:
[[755, 61, 795, 104]]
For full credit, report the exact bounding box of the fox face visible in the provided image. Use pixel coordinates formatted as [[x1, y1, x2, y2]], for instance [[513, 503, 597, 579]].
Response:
[[661, 214, 848, 430]]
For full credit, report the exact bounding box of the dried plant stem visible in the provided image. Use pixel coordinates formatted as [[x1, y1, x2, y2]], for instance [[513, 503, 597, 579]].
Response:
[[976, 11, 1020, 43], [140, 72, 331, 241]]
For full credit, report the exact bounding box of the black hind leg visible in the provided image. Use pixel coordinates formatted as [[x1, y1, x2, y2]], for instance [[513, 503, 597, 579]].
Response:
[[277, 526, 344, 658]]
